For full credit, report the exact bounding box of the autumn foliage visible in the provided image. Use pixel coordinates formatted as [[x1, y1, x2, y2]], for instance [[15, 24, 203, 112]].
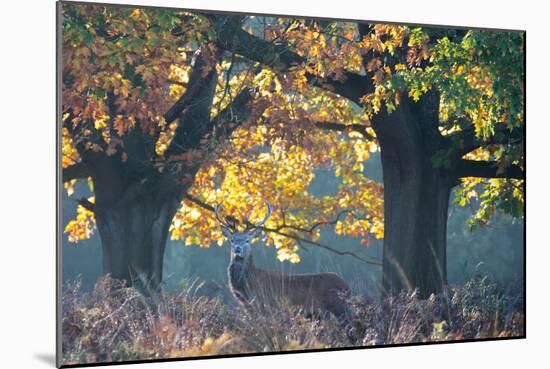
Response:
[[61, 3, 523, 284], [62, 5, 388, 262]]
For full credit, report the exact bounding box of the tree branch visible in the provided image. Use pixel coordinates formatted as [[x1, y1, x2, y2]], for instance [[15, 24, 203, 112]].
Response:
[[63, 162, 90, 182], [76, 197, 95, 212], [455, 159, 524, 180], [314, 122, 376, 140], [210, 89, 255, 141], [263, 228, 382, 266], [446, 124, 524, 157], [163, 49, 217, 125], [163, 15, 245, 139], [62, 112, 108, 159], [164, 49, 221, 157], [182, 194, 382, 266], [271, 208, 355, 234], [213, 15, 373, 104]]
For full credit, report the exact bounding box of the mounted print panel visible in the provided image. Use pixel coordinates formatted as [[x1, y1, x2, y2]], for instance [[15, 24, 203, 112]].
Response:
[[57, 1, 525, 367]]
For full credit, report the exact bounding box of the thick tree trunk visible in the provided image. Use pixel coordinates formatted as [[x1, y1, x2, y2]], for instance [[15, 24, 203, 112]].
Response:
[[374, 97, 453, 298], [380, 154, 452, 298], [93, 189, 180, 292]]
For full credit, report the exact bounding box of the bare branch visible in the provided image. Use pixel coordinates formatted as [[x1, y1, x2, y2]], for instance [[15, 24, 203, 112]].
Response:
[[455, 159, 524, 180], [272, 208, 355, 234], [183, 194, 382, 266], [261, 225, 382, 266]]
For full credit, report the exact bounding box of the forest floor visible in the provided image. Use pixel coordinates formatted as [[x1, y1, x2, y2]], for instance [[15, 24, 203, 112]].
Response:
[[61, 274, 524, 366]]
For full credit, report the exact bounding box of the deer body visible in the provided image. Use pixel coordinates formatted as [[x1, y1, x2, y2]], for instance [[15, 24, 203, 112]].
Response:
[[228, 255, 350, 319], [216, 201, 351, 322]]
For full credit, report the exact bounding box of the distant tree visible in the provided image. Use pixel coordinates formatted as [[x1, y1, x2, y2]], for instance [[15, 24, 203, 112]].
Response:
[[61, 4, 524, 296]]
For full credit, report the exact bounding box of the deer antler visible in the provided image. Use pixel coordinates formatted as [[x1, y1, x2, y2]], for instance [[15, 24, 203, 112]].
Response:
[[214, 198, 235, 230], [216, 198, 272, 231], [247, 201, 272, 229]]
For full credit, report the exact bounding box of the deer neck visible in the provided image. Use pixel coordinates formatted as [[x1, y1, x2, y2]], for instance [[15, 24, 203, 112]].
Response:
[[229, 253, 255, 284]]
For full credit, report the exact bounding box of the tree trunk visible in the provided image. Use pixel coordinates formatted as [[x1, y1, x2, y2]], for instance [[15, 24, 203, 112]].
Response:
[[93, 188, 180, 292], [380, 155, 452, 298], [374, 97, 453, 298]]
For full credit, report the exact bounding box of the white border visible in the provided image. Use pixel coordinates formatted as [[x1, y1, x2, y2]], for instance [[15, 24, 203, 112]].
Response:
[[1, 0, 547, 368]]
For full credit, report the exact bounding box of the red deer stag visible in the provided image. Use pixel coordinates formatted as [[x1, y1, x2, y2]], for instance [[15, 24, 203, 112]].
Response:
[[215, 200, 352, 326]]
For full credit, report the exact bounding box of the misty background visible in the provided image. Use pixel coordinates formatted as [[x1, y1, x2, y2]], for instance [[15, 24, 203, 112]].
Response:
[[62, 153, 524, 301]]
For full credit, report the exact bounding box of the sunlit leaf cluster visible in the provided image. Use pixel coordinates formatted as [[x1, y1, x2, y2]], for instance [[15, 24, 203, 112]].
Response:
[[62, 5, 213, 153], [65, 197, 96, 243], [171, 122, 383, 262], [453, 177, 524, 230]]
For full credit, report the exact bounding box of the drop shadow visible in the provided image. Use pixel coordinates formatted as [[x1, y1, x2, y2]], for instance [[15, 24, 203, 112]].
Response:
[[34, 353, 56, 367]]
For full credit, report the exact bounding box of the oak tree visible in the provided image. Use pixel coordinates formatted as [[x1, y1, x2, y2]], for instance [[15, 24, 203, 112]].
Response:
[[61, 4, 524, 296]]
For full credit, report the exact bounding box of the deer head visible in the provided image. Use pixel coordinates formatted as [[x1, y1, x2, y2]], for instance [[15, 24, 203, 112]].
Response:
[[215, 199, 272, 264]]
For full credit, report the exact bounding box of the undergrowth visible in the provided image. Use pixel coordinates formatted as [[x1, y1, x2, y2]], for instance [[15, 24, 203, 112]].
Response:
[[61, 274, 524, 365]]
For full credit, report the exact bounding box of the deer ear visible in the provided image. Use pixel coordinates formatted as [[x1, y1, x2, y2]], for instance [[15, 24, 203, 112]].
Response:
[[222, 227, 232, 238]]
